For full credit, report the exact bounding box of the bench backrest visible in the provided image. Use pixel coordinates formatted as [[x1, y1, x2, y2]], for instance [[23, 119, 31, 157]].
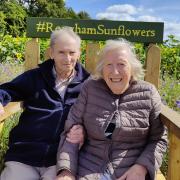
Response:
[[25, 38, 161, 88]]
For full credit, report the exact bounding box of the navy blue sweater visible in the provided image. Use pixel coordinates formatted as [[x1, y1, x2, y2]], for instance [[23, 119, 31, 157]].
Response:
[[0, 59, 89, 167]]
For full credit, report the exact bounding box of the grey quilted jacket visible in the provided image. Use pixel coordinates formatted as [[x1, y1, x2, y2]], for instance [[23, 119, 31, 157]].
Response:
[[57, 79, 168, 180]]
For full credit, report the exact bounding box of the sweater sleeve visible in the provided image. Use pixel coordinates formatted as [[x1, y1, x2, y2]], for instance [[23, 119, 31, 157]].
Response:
[[0, 70, 34, 106], [135, 85, 168, 180], [56, 81, 89, 176]]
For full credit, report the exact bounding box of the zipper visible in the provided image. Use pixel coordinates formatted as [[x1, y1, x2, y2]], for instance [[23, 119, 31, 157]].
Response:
[[101, 140, 114, 178]]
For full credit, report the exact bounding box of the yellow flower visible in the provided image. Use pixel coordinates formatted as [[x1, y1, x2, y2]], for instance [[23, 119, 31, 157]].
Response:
[[16, 53, 22, 59]]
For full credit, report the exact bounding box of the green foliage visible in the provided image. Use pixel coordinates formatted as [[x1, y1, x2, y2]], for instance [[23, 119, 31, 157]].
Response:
[[78, 11, 91, 19], [0, 112, 20, 172], [0, 12, 6, 34], [0, 0, 27, 36], [134, 43, 146, 65], [160, 75, 180, 112], [0, 1, 91, 37], [38, 38, 50, 61], [160, 35, 180, 79], [23, 0, 67, 17], [66, 7, 79, 19], [0, 34, 28, 63]]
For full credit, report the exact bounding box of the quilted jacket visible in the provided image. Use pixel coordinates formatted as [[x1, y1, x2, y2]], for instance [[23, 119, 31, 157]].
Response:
[[57, 78, 168, 180]]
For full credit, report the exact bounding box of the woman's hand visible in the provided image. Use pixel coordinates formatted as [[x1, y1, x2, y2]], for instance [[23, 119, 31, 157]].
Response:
[[56, 170, 75, 180], [117, 164, 147, 180], [66, 124, 84, 147]]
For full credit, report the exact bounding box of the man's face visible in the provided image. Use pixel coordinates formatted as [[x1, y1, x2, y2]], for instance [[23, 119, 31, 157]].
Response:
[[51, 36, 80, 77], [102, 49, 132, 94]]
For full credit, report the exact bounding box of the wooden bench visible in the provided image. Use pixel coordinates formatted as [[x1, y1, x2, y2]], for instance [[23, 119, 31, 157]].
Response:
[[0, 37, 180, 180]]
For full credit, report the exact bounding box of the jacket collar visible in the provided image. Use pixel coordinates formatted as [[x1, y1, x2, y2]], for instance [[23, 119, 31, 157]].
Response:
[[38, 59, 89, 87], [72, 62, 90, 84]]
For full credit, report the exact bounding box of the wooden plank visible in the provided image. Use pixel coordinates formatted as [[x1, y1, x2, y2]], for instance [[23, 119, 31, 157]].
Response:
[[160, 105, 180, 180], [25, 38, 40, 71], [0, 102, 21, 123], [167, 132, 180, 180], [144, 44, 161, 88], [85, 42, 100, 74], [160, 104, 180, 139], [156, 170, 166, 180]]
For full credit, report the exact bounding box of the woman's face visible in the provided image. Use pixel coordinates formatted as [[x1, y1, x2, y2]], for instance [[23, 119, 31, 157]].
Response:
[[102, 49, 132, 94]]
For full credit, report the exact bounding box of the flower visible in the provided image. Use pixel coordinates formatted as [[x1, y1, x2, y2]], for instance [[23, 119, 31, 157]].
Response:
[[16, 53, 22, 59], [176, 100, 180, 108]]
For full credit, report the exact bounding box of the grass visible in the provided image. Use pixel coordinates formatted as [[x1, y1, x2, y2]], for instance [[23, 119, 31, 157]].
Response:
[[0, 62, 24, 84]]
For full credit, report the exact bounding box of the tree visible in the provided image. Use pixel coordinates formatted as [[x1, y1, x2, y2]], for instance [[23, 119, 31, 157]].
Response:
[[0, 0, 91, 36], [0, 0, 27, 36], [66, 7, 79, 19], [18, 0, 67, 18], [18, 0, 91, 19], [78, 11, 91, 19]]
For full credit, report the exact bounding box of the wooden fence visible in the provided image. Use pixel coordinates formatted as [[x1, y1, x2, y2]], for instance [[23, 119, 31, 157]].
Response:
[[0, 39, 180, 180]]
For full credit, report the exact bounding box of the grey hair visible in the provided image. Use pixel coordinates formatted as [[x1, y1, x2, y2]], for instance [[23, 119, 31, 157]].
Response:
[[50, 26, 81, 49], [94, 38, 144, 80]]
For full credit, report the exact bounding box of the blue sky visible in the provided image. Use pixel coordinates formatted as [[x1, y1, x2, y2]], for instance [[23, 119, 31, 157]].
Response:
[[65, 0, 180, 40]]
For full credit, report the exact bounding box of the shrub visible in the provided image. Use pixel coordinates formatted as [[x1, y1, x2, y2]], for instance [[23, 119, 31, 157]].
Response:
[[0, 34, 27, 64]]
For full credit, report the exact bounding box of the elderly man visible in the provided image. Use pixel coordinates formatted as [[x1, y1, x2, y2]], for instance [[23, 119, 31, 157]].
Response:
[[0, 27, 89, 180]]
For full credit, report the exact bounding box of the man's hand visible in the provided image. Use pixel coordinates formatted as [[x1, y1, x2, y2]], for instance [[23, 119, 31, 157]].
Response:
[[56, 170, 75, 180], [66, 124, 84, 147], [117, 164, 147, 180], [0, 103, 5, 115]]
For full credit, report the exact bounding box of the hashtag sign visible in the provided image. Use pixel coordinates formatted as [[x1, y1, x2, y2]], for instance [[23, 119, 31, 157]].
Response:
[[36, 21, 46, 32]]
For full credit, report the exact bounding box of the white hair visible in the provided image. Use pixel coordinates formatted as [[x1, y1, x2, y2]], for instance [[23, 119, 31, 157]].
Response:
[[50, 26, 81, 49], [94, 38, 144, 80]]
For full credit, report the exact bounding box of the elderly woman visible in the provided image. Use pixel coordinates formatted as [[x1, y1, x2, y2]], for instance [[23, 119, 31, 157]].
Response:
[[56, 38, 167, 180]]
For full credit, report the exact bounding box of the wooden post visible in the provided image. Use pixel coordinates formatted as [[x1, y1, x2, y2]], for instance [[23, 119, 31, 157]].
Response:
[[160, 105, 180, 180], [25, 38, 40, 71], [144, 44, 161, 88], [85, 42, 100, 74], [167, 132, 180, 180]]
